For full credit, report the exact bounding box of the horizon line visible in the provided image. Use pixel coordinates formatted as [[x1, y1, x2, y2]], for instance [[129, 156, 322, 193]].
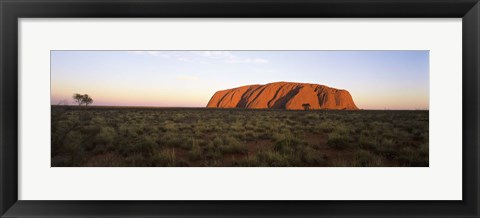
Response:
[[51, 105, 429, 111]]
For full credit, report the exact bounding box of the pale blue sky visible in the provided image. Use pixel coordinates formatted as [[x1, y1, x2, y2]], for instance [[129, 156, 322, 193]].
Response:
[[51, 50, 429, 109]]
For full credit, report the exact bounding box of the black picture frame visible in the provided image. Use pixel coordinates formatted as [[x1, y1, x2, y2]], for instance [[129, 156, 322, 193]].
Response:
[[1, 0, 479, 217]]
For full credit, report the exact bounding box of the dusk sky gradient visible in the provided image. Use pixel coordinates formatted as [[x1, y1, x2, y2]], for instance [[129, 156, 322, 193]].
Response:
[[51, 50, 429, 110]]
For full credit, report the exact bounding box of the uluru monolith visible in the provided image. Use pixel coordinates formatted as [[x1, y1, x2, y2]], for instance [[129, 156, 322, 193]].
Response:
[[206, 82, 358, 110]]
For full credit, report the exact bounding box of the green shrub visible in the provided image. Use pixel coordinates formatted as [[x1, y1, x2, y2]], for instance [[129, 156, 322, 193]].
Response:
[[159, 121, 177, 132], [306, 113, 320, 120], [62, 131, 85, 165], [245, 123, 255, 131], [327, 132, 350, 149], [300, 147, 326, 165], [220, 136, 247, 154], [188, 140, 202, 161], [353, 149, 383, 167], [81, 124, 101, 137], [244, 130, 257, 140], [118, 136, 156, 156], [94, 126, 116, 145], [235, 155, 259, 167], [396, 146, 428, 167], [162, 134, 183, 148], [273, 134, 304, 154], [212, 136, 223, 147], [64, 131, 84, 153], [152, 149, 177, 167], [359, 135, 376, 150], [204, 141, 223, 160], [255, 150, 291, 167], [317, 122, 334, 133], [255, 128, 272, 139]]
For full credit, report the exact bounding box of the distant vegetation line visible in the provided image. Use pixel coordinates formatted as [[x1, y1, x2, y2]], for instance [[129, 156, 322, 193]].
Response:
[[51, 105, 428, 111]]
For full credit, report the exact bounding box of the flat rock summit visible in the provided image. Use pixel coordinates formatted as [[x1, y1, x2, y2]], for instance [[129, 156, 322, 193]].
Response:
[[206, 82, 358, 110]]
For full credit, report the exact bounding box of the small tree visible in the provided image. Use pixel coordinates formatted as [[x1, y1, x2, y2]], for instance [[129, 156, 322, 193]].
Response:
[[302, 103, 311, 111], [72, 93, 93, 107], [72, 93, 84, 106], [83, 94, 93, 107]]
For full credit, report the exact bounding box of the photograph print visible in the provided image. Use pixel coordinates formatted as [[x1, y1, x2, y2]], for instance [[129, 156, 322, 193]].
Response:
[[51, 50, 429, 167]]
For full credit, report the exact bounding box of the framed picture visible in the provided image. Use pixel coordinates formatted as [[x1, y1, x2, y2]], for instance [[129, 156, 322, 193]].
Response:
[[1, 0, 479, 217]]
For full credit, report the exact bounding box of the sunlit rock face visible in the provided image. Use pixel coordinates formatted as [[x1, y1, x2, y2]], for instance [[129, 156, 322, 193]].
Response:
[[206, 82, 358, 110]]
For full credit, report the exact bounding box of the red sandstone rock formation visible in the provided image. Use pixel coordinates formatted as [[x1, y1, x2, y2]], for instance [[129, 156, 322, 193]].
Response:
[[206, 82, 358, 110]]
